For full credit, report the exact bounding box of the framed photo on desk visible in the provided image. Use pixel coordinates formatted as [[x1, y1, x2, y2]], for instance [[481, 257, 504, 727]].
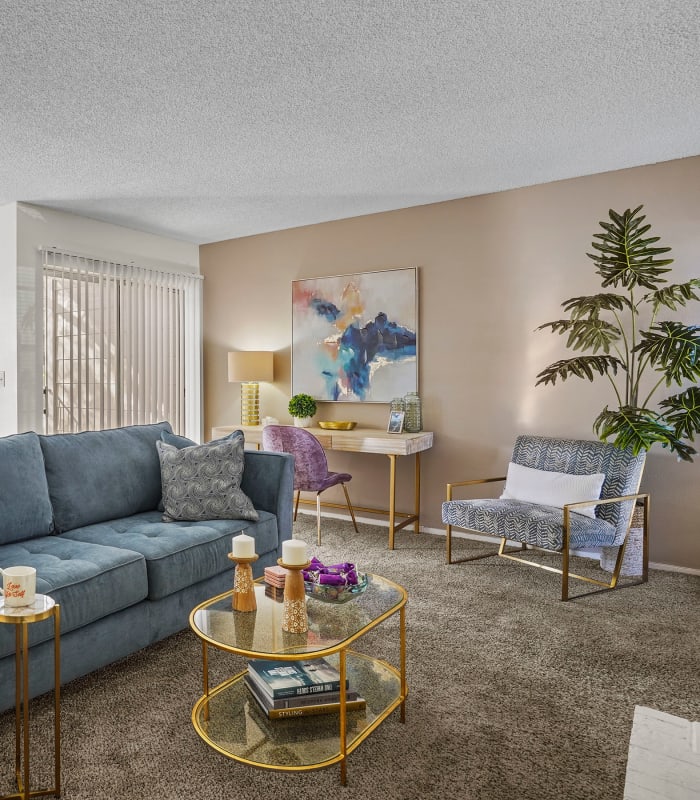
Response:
[[387, 411, 405, 434]]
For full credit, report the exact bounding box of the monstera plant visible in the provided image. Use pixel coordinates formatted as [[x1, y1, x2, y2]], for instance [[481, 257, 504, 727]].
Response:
[[536, 205, 700, 461]]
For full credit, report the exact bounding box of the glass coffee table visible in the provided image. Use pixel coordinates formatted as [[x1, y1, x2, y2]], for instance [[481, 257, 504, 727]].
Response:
[[189, 573, 407, 785]]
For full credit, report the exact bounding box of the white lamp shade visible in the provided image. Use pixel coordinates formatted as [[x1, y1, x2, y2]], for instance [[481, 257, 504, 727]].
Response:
[[227, 351, 274, 383]]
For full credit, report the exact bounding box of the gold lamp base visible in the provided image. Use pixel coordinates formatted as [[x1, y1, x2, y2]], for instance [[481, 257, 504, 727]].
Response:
[[240, 381, 260, 426]]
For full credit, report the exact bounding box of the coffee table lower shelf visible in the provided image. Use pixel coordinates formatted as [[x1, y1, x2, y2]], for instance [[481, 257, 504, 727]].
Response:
[[191, 651, 405, 779]]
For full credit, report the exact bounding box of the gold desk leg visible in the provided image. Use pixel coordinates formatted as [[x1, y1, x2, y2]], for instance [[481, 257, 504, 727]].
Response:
[[387, 454, 397, 550], [414, 452, 421, 534]]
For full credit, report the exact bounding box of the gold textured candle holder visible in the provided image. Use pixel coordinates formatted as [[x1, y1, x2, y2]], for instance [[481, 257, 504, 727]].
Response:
[[228, 553, 259, 612], [278, 558, 310, 633]]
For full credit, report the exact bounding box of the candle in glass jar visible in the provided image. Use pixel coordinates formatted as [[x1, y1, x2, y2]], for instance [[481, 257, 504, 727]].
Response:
[[231, 533, 255, 558], [282, 539, 307, 565]]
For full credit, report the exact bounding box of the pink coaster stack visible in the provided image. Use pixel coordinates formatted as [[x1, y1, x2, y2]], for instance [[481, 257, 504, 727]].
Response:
[[264, 565, 287, 589]]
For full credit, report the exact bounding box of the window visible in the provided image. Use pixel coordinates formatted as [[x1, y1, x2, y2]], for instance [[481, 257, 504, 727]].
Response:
[[42, 249, 202, 436]]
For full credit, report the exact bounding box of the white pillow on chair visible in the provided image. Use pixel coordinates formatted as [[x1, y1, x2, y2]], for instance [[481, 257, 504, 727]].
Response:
[[500, 462, 605, 518]]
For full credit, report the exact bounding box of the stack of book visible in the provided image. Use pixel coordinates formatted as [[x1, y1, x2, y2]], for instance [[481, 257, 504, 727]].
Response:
[[245, 657, 366, 719]]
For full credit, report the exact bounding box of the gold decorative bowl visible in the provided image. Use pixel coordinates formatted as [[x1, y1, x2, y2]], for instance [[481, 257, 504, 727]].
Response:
[[317, 421, 357, 430]]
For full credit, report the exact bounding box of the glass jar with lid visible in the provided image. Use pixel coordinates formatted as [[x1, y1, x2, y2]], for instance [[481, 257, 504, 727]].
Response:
[[403, 392, 422, 432], [390, 397, 405, 414]]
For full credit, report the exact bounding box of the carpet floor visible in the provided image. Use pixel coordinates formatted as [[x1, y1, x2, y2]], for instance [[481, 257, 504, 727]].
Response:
[[1, 516, 698, 799]]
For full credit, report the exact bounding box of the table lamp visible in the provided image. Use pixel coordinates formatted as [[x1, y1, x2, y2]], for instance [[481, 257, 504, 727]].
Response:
[[228, 351, 274, 426]]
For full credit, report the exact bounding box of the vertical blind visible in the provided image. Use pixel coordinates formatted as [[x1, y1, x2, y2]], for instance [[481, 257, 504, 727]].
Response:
[[42, 249, 202, 437]]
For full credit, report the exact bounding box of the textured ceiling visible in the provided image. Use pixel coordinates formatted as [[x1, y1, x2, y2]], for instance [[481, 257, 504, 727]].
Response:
[[1, 1, 699, 244]]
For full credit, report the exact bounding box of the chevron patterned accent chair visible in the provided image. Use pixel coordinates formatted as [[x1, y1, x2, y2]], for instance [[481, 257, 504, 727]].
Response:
[[442, 435, 649, 600]]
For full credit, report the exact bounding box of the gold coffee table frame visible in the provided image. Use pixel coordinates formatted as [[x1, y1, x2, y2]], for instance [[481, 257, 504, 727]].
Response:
[[0, 595, 61, 800], [189, 574, 407, 785]]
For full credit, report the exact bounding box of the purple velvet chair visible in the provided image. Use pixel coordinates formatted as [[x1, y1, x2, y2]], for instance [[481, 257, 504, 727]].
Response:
[[261, 425, 358, 545]]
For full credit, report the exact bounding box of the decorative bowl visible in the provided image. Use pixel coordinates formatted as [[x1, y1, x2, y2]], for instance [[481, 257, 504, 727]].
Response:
[[317, 421, 357, 430], [304, 572, 368, 603]]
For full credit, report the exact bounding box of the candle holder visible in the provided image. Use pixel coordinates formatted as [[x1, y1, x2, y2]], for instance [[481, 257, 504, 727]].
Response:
[[277, 558, 311, 633], [228, 553, 259, 612]]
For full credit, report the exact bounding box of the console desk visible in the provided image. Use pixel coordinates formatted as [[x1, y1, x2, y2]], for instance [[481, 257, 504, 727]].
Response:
[[211, 425, 434, 549]]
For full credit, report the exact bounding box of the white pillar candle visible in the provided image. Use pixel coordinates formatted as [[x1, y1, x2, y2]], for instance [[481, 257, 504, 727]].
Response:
[[282, 539, 307, 565], [231, 533, 256, 558]]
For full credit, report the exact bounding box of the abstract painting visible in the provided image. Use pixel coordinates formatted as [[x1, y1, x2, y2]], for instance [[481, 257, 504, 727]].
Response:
[[292, 268, 418, 403]]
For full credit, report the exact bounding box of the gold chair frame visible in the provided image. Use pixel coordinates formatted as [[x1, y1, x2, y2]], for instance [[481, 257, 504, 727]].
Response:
[[445, 476, 650, 601]]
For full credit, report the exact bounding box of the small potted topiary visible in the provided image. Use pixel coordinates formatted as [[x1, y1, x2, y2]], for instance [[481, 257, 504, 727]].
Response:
[[288, 393, 317, 427]]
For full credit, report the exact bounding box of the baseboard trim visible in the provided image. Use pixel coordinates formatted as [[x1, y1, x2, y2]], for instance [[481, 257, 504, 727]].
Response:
[[298, 508, 700, 577]]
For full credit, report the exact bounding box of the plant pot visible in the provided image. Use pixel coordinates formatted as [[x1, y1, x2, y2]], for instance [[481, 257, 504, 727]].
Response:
[[294, 417, 313, 428], [600, 504, 645, 576]]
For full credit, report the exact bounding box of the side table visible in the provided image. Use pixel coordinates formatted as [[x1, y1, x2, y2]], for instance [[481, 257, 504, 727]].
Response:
[[0, 595, 61, 800]]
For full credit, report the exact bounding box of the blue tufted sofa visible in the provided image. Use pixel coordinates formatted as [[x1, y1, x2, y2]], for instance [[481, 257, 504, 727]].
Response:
[[0, 421, 294, 712]]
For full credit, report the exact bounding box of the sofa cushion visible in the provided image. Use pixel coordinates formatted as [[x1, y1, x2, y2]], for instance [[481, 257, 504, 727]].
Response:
[[0, 432, 54, 544], [160, 429, 244, 449], [156, 436, 258, 523], [62, 510, 279, 600], [39, 422, 172, 533], [0, 536, 147, 659], [156, 429, 245, 512], [160, 430, 201, 449]]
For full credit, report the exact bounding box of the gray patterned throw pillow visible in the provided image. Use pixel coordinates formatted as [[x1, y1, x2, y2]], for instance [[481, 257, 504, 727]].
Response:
[[156, 437, 258, 522]]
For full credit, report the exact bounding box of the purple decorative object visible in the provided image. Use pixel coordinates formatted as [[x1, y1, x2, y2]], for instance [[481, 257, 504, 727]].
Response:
[[302, 556, 360, 587], [303, 570, 369, 604], [261, 425, 358, 545]]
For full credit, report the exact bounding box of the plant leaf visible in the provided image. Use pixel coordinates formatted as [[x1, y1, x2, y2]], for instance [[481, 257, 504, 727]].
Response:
[[587, 206, 674, 290], [561, 293, 632, 319], [536, 318, 621, 353], [536, 319, 575, 336], [535, 356, 623, 386], [658, 386, 700, 442], [643, 279, 700, 313], [593, 405, 696, 461], [634, 322, 700, 385]]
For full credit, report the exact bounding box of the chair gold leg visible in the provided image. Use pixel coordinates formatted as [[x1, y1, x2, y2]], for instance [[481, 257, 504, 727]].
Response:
[[447, 533, 524, 564], [342, 483, 359, 533], [562, 510, 570, 602], [294, 490, 300, 521], [609, 537, 627, 589], [316, 493, 322, 546], [642, 494, 650, 583]]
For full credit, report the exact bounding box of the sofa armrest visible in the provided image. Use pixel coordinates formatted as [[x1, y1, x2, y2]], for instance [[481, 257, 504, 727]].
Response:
[[241, 450, 295, 546]]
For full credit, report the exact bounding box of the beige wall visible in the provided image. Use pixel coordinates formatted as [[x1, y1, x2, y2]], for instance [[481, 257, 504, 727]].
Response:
[[201, 156, 700, 571]]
